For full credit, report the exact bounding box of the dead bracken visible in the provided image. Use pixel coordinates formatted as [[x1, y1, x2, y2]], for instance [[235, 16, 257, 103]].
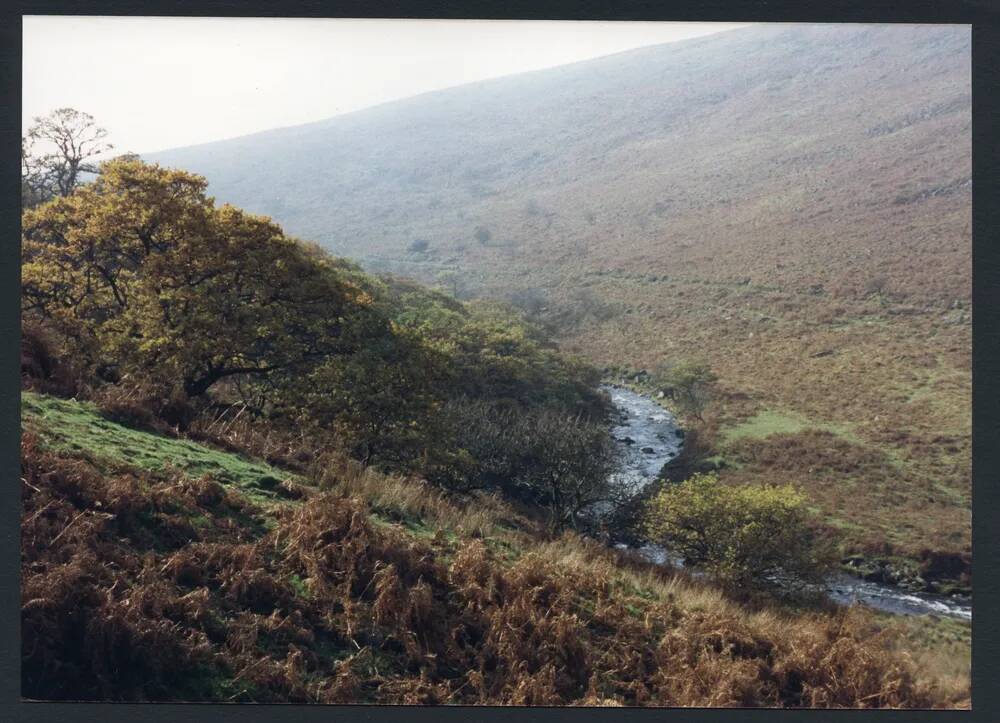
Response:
[[21, 432, 965, 706]]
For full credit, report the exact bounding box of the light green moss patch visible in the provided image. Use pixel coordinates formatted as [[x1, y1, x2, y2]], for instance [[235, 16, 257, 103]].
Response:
[[22, 391, 302, 504]]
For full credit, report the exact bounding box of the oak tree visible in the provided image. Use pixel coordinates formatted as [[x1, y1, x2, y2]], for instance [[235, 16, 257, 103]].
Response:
[[22, 158, 374, 399]]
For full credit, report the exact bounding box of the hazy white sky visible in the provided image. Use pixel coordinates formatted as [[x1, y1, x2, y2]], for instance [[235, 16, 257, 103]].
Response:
[[23, 17, 749, 154]]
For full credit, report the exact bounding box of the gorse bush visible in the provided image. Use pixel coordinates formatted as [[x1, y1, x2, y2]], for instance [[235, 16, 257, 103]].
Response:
[[644, 473, 835, 591]]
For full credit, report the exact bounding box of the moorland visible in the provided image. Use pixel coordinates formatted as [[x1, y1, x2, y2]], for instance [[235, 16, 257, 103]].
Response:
[[21, 23, 971, 706]]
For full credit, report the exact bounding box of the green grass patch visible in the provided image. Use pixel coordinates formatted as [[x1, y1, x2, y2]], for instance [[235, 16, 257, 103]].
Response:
[[721, 409, 808, 442], [22, 391, 302, 504], [721, 408, 861, 445], [288, 574, 313, 600]]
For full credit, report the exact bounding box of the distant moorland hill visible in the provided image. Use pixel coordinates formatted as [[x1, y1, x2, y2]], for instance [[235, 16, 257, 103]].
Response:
[[148, 23, 970, 304]]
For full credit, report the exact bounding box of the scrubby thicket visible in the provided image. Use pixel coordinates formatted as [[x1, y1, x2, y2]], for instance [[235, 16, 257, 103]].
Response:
[[21, 434, 962, 706], [21, 158, 610, 531]]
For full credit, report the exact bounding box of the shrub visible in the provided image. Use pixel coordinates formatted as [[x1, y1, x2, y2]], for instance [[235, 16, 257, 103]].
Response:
[[505, 287, 547, 318], [432, 398, 617, 532], [643, 473, 834, 591], [20, 320, 81, 397], [661, 425, 718, 483], [863, 274, 889, 298], [653, 359, 718, 421]]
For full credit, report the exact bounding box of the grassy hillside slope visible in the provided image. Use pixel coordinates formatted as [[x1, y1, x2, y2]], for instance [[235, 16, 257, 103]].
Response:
[[147, 24, 971, 575], [147, 24, 969, 304], [21, 391, 969, 706]]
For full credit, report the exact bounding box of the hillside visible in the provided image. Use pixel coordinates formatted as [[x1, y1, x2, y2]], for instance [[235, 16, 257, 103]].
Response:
[[20, 390, 969, 705], [147, 24, 972, 578], [147, 23, 970, 304]]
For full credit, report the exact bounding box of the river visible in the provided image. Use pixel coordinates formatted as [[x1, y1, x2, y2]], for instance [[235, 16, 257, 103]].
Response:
[[603, 384, 971, 621]]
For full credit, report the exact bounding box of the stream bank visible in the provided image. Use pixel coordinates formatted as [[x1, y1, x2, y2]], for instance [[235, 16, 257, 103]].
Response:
[[602, 384, 971, 621]]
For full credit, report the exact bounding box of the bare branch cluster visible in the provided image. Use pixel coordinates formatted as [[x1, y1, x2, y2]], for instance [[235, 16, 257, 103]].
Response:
[[22, 108, 113, 206]]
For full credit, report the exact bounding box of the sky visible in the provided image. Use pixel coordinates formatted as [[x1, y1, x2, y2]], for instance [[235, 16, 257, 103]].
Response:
[[23, 17, 749, 154]]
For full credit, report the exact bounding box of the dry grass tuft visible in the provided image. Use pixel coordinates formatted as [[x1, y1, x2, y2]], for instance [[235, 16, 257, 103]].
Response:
[[309, 450, 525, 538]]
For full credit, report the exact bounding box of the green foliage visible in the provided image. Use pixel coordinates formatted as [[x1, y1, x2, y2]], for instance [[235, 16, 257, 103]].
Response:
[[435, 398, 616, 531], [285, 325, 446, 466], [653, 359, 718, 421], [22, 158, 379, 399], [644, 473, 833, 590], [383, 278, 603, 412], [21, 159, 608, 503]]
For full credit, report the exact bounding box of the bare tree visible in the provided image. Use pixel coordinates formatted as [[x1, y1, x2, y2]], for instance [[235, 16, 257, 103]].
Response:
[[436, 398, 619, 531], [22, 108, 113, 205], [530, 409, 619, 532]]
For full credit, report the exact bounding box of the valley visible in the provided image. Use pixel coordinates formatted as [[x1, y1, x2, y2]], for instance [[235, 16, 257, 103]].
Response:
[[20, 20, 973, 706], [149, 23, 972, 586]]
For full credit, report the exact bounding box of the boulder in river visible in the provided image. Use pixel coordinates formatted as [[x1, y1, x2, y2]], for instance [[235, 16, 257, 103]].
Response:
[[619, 436, 636, 445], [641, 446, 655, 454], [860, 564, 891, 584]]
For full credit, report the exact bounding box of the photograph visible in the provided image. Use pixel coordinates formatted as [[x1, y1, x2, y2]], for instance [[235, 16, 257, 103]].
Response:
[[18, 14, 972, 707]]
